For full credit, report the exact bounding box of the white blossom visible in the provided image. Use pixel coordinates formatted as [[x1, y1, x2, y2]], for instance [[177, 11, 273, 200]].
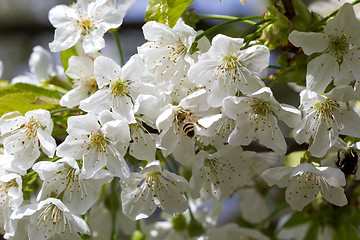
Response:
[[33, 157, 113, 215], [12, 46, 66, 86], [156, 89, 210, 164], [309, 0, 360, 19], [262, 163, 348, 211], [138, 20, 208, 94], [80, 55, 150, 122], [88, 200, 136, 239], [294, 86, 360, 157], [56, 113, 130, 179], [60, 56, 97, 108], [0, 109, 56, 170], [49, 0, 125, 53], [289, 3, 360, 93], [188, 34, 269, 107], [196, 113, 235, 150], [0, 171, 23, 239], [223, 87, 301, 155], [189, 145, 253, 200], [11, 198, 90, 240], [121, 161, 188, 220]]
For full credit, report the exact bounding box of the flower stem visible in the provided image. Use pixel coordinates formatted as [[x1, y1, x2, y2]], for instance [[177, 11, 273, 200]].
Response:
[[311, 0, 360, 30], [50, 107, 84, 116], [195, 16, 264, 42], [243, 19, 274, 48], [198, 14, 263, 24], [111, 29, 125, 67]]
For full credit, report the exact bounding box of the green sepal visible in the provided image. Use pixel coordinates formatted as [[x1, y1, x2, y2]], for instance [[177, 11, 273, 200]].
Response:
[[60, 46, 78, 73], [145, 0, 194, 28]]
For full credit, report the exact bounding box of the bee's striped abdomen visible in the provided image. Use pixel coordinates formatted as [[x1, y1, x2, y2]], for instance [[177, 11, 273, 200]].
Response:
[[183, 122, 195, 138]]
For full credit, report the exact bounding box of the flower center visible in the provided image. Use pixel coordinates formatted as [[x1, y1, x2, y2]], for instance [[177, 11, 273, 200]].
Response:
[[83, 76, 98, 96], [312, 99, 340, 130], [0, 179, 17, 200], [217, 54, 243, 86], [111, 77, 129, 97], [168, 40, 187, 63], [37, 203, 67, 234], [88, 130, 109, 152], [219, 54, 239, 71], [22, 117, 43, 138], [78, 18, 96, 36], [328, 34, 348, 65], [251, 98, 272, 116]]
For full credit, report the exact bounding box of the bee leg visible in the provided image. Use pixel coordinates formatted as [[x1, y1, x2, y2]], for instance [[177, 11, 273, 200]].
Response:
[[336, 151, 341, 167], [352, 165, 358, 175]]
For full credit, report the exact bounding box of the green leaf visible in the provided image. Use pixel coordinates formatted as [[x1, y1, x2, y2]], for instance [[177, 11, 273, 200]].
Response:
[[59, 46, 78, 73], [167, 0, 194, 28], [145, 0, 168, 24], [283, 211, 310, 228], [145, 0, 194, 28], [0, 83, 62, 99], [0, 83, 61, 116], [333, 225, 360, 240], [304, 222, 319, 240], [0, 92, 59, 116]]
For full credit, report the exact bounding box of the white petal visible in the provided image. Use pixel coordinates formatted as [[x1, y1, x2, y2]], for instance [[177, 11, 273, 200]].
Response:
[[261, 166, 293, 188], [37, 128, 56, 158], [238, 44, 270, 73], [288, 31, 328, 55], [306, 54, 338, 93]]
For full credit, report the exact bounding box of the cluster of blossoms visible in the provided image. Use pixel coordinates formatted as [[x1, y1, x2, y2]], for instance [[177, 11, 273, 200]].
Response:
[[1, 0, 360, 239]]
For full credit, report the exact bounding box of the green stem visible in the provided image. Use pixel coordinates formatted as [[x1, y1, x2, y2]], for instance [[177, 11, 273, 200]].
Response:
[[280, 0, 295, 20], [194, 16, 265, 42], [243, 20, 274, 48], [50, 107, 84, 116], [198, 14, 263, 24], [110, 179, 119, 240], [311, 0, 360, 30], [111, 29, 125, 67], [47, 76, 73, 91], [239, 18, 272, 38], [268, 65, 282, 70]]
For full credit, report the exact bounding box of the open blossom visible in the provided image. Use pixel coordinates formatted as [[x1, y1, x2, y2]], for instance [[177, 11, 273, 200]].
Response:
[[188, 34, 269, 107], [289, 3, 360, 93], [294, 86, 360, 157], [138, 20, 208, 94], [56, 113, 130, 179], [60, 56, 97, 108], [309, 0, 360, 19], [49, 0, 125, 53], [223, 87, 301, 155], [0, 171, 23, 239], [11, 198, 90, 240], [262, 163, 348, 211], [99, 110, 158, 162], [0, 109, 56, 170], [121, 161, 188, 220], [33, 157, 113, 215], [11, 46, 66, 86], [196, 113, 235, 150], [156, 89, 210, 164], [80, 55, 150, 122], [189, 146, 254, 201]]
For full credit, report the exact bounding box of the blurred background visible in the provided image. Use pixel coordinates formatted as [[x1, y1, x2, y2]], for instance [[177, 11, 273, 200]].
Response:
[[0, 0, 319, 81]]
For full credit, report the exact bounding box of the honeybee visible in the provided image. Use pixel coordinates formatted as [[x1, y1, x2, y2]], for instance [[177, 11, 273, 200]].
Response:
[[336, 149, 358, 175], [176, 111, 204, 138]]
